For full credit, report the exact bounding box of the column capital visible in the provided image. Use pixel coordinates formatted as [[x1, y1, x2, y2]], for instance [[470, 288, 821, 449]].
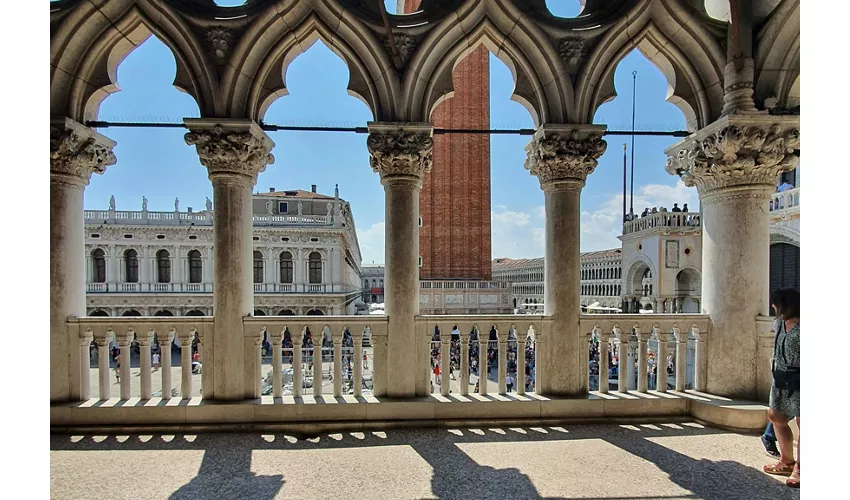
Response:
[[524, 124, 607, 191], [366, 122, 433, 186], [50, 117, 116, 187], [665, 115, 799, 199], [184, 119, 275, 183]]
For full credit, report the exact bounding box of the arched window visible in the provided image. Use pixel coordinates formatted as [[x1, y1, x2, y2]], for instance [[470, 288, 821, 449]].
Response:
[[279, 251, 294, 283], [92, 249, 106, 283], [124, 249, 139, 283], [156, 250, 171, 283], [364, 279, 369, 289], [379, 279, 384, 288], [253, 251, 264, 284], [308, 252, 322, 284], [188, 250, 203, 283]]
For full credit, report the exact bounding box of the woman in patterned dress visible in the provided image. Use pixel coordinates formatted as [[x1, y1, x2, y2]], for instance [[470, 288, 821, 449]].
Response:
[[763, 288, 800, 488]]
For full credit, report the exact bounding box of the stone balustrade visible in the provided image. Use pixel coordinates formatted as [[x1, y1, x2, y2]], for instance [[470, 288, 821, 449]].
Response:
[[769, 187, 800, 213], [419, 281, 510, 290], [580, 314, 709, 394], [84, 209, 334, 227], [622, 211, 701, 236]]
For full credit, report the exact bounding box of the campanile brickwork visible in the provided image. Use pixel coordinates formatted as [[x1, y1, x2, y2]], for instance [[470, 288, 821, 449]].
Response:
[[402, 0, 492, 280]]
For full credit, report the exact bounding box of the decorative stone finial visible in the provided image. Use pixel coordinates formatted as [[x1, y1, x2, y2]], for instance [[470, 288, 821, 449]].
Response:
[[50, 119, 116, 186], [184, 121, 274, 181], [665, 116, 800, 197], [367, 124, 434, 185], [525, 126, 607, 190]]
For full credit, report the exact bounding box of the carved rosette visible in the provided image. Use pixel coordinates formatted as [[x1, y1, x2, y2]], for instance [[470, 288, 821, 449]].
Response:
[[367, 129, 433, 185], [184, 125, 274, 181], [525, 129, 607, 190], [50, 124, 116, 186], [383, 33, 418, 67], [558, 36, 585, 73], [666, 120, 800, 197]]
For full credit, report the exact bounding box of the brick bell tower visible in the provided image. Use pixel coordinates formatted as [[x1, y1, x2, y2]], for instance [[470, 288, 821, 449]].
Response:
[[401, 0, 492, 280]]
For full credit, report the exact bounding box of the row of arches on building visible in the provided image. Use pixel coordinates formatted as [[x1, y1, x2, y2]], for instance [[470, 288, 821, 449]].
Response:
[[91, 248, 325, 285], [581, 267, 621, 281], [582, 284, 621, 297], [88, 308, 326, 317], [363, 278, 384, 289]]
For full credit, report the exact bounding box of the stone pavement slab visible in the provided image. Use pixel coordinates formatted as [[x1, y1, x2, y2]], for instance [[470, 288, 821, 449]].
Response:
[[50, 422, 800, 500]]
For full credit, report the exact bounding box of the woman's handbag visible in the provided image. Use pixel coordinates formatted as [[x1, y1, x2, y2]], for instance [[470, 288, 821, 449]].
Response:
[[772, 321, 799, 393]]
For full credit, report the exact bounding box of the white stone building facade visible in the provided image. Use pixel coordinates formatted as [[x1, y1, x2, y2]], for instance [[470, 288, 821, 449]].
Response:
[[85, 187, 364, 316]]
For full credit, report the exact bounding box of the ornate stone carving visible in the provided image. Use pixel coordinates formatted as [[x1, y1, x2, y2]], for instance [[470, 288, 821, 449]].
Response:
[[367, 129, 433, 182], [184, 125, 274, 180], [206, 27, 235, 65], [383, 33, 417, 67], [558, 37, 585, 72], [50, 124, 116, 185], [524, 129, 607, 189], [666, 120, 800, 196]]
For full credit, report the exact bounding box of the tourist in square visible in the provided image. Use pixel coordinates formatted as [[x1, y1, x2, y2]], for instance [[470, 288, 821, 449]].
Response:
[[762, 288, 800, 488], [152, 351, 160, 371]]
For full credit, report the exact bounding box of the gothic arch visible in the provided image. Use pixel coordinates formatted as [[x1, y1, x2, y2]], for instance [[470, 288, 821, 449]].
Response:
[[624, 257, 657, 297], [50, 0, 214, 122], [576, 0, 725, 130], [227, 3, 396, 121], [770, 226, 800, 247], [754, 0, 800, 108], [404, 1, 571, 124]]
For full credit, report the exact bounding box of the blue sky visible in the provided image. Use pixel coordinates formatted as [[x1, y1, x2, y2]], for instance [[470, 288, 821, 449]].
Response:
[[84, 0, 699, 264]]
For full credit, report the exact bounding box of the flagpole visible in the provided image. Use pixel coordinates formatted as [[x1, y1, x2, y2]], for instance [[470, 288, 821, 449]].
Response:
[[630, 70, 637, 217], [622, 143, 627, 224]]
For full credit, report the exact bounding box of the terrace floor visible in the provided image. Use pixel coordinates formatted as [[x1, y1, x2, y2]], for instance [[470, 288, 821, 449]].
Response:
[[50, 421, 800, 500]]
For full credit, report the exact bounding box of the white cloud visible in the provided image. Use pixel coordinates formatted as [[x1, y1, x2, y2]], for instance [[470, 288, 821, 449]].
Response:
[[356, 221, 385, 265], [491, 206, 544, 259]]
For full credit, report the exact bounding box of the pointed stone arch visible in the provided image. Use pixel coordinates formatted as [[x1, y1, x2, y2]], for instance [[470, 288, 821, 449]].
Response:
[[576, 0, 725, 130], [754, 0, 800, 108], [226, 5, 397, 121], [404, 2, 572, 125], [50, 0, 215, 122]]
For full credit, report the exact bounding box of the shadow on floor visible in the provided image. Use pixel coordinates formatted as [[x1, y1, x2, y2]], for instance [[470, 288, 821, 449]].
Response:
[[51, 422, 799, 500]]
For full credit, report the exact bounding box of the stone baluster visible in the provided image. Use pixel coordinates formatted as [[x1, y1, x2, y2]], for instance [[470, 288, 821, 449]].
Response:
[[526, 125, 606, 396], [333, 329, 343, 397], [79, 331, 93, 401], [353, 328, 364, 398], [497, 327, 507, 394], [440, 327, 451, 397], [666, 116, 798, 398], [477, 331, 488, 396], [271, 328, 283, 398], [137, 329, 154, 400], [185, 119, 274, 400], [614, 327, 628, 393], [655, 327, 669, 393], [114, 331, 132, 400], [50, 118, 116, 402], [425, 326, 435, 395], [460, 329, 471, 396], [534, 327, 543, 393], [517, 329, 527, 395], [179, 334, 193, 399], [293, 331, 303, 398], [313, 331, 323, 398], [584, 332, 592, 393], [636, 328, 649, 393], [673, 326, 688, 392], [693, 328, 706, 391], [157, 329, 175, 400], [367, 123, 433, 397], [597, 327, 609, 393], [95, 331, 113, 400]]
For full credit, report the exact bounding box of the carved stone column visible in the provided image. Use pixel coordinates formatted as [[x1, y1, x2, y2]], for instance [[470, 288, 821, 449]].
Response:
[[525, 124, 606, 396], [50, 117, 116, 402], [185, 119, 275, 400], [367, 122, 433, 397], [666, 115, 799, 398]]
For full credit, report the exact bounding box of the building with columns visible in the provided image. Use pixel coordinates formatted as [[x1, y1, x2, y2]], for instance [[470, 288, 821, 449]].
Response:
[[84, 186, 364, 317], [50, 0, 800, 429]]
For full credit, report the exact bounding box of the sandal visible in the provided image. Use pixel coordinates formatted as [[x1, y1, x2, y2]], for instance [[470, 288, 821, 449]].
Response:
[[786, 470, 800, 488], [764, 461, 796, 476]]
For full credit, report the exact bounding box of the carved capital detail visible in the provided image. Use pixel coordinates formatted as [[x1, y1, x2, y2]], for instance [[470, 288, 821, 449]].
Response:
[[666, 116, 799, 197], [525, 125, 607, 190], [558, 36, 585, 72], [50, 118, 116, 186], [383, 33, 418, 67], [184, 121, 274, 181], [367, 123, 434, 184]]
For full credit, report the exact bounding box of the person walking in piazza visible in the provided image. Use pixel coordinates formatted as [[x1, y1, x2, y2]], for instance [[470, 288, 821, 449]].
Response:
[[762, 288, 800, 488], [152, 351, 160, 371]]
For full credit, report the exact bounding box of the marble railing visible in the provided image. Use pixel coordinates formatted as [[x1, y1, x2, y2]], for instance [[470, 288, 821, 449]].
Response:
[[417, 315, 547, 397], [244, 316, 388, 398], [420, 281, 511, 290], [622, 211, 701, 235], [85, 210, 334, 227], [580, 314, 709, 394], [769, 187, 800, 213]]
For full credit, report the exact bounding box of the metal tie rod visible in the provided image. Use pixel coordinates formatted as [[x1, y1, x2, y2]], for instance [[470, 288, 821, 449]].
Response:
[[85, 121, 689, 137]]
